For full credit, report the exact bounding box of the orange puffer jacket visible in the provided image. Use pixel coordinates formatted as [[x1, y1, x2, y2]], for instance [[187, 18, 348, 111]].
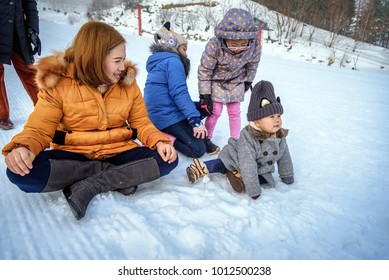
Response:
[[2, 53, 168, 159]]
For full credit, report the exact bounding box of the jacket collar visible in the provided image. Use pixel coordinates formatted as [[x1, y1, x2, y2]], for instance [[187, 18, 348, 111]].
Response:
[[245, 124, 289, 141]]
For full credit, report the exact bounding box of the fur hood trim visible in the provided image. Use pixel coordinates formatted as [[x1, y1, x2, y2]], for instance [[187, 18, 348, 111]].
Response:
[[246, 125, 289, 141], [34, 52, 138, 90], [149, 43, 178, 54]]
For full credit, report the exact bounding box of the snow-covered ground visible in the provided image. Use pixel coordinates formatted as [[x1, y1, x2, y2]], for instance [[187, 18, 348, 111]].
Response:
[[1, 1, 389, 279]]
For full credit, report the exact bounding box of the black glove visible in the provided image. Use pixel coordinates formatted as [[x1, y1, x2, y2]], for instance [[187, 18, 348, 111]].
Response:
[[244, 82, 253, 93], [28, 28, 41, 56], [199, 94, 213, 116]]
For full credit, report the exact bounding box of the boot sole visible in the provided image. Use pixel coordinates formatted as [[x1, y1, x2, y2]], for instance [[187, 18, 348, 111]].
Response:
[[208, 147, 220, 155], [186, 167, 196, 183], [226, 171, 245, 193]]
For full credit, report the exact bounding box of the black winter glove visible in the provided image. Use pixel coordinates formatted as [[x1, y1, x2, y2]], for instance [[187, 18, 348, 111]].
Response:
[[28, 28, 41, 56], [199, 94, 213, 116], [244, 82, 253, 93]]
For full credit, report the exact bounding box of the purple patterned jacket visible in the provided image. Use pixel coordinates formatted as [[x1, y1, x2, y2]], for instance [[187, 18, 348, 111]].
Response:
[[198, 8, 261, 103]]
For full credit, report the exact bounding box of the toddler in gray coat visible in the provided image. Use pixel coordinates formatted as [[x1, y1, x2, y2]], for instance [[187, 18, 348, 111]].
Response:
[[186, 80, 294, 199]]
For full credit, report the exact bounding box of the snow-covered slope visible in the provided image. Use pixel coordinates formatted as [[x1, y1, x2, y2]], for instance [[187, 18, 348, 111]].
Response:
[[1, 1, 388, 262]]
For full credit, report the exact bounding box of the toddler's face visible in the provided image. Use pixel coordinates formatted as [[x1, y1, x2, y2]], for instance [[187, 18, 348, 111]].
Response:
[[177, 44, 188, 58], [254, 114, 283, 136]]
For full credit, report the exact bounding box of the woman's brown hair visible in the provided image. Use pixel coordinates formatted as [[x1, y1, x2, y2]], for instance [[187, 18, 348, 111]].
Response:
[[64, 21, 126, 88]]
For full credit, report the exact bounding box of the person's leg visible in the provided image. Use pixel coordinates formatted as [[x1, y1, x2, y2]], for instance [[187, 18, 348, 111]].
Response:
[[64, 147, 178, 219], [106, 146, 178, 177], [64, 157, 162, 219], [0, 64, 10, 121], [203, 101, 223, 154], [6, 150, 90, 193], [226, 102, 241, 138], [11, 49, 39, 105], [162, 120, 206, 158], [204, 101, 223, 139], [204, 159, 228, 174]]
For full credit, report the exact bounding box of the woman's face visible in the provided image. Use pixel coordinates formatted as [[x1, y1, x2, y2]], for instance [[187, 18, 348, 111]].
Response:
[[103, 43, 126, 84]]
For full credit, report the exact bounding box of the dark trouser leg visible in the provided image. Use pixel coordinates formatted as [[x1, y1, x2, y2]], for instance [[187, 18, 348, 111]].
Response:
[[12, 41, 39, 105], [203, 158, 228, 174], [162, 120, 206, 158], [6, 150, 92, 193], [0, 64, 10, 119]]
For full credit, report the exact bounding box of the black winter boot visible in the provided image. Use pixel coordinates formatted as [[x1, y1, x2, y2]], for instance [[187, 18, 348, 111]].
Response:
[[63, 157, 160, 220], [41, 159, 114, 192], [204, 138, 220, 155]]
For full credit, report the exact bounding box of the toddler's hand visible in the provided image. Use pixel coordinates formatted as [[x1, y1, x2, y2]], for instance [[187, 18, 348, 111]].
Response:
[[281, 176, 294, 184]]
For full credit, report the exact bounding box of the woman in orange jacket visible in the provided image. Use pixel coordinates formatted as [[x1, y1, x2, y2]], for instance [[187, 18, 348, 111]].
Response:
[[2, 21, 178, 220]]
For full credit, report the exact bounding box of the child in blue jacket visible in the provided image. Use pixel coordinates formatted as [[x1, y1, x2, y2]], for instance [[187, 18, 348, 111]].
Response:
[[144, 22, 208, 158]]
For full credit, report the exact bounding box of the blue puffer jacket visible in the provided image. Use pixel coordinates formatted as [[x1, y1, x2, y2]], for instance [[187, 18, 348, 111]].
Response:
[[144, 44, 200, 130]]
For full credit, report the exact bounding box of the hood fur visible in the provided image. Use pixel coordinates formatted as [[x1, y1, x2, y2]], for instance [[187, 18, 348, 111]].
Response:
[[149, 43, 191, 77], [246, 125, 289, 141], [34, 52, 138, 90], [149, 43, 178, 54]]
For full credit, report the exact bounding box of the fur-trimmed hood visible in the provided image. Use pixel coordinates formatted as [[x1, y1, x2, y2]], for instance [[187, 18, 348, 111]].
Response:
[[34, 52, 138, 90], [148, 43, 190, 77], [149, 43, 179, 54]]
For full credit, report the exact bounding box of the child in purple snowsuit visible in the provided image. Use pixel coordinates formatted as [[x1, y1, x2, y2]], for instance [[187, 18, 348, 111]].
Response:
[[198, 8, 262, 154]]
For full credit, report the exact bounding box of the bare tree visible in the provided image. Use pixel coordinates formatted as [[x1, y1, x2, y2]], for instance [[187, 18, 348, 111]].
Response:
[[186, 13, 200, 32], [304, 1, 322, 46], [326, 0, 351, 47], [199, 6, 218, 32], [353, 0, 375, 51], [154, 9, 174, 27], [242, 0, 263, 19]]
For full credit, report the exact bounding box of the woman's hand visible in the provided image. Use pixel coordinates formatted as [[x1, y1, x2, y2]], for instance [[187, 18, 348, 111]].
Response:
[[5, 147, 36, 176], [156, 141, 177, 164]]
